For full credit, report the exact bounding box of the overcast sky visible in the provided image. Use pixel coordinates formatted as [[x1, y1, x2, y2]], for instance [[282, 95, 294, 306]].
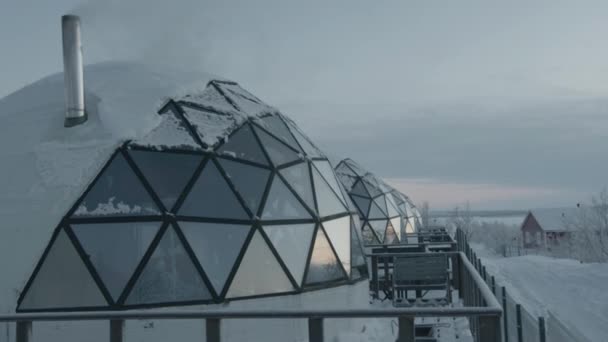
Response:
[[2, 0, 608, 210]]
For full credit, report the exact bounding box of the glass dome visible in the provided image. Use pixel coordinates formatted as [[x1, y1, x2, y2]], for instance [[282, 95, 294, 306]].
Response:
[[335, 158, 417, 246], [17, 80, 367, 312]]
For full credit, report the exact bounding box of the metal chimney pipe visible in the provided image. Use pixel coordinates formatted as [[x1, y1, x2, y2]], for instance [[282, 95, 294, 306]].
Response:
[[62, 15, 87, 127]]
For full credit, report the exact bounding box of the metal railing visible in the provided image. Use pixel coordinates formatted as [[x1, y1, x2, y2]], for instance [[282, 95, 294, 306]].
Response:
[[0, 304, 502, 342], [367, 245, 503, 341]]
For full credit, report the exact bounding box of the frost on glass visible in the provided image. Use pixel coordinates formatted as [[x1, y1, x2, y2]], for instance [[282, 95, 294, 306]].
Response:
[[219, 158, 270, 215], [305, 228, 345, 285], [254, 126, 301, 166], [368, 201, 387, 219], [126, 227, 211, 304], [374, 196, 388, 216], [361, 223, 379, 245], [72, 222, 160, 301], [322, 216, 351, 276], [262, 176, 311, 220], [390, 217, 402, 240], [257, 115, 301, 151], [312, 167, 347, 218], [279, 162, 315, 211], [263, 223, 315, 285], [313, 161, 345, 203], [19, 230, 106, 310], [351, 195, 371, 217], [384, 222, 399, 244], [129, 150, 202, 210], [179, 222, 251, 295], [369, 220, 387, 243], [73, 153, 159, 217], [217, 124, 269, 165], [226, 230, 294, 298], [351, 180, 369, 197], [179, 160, 248, 219]]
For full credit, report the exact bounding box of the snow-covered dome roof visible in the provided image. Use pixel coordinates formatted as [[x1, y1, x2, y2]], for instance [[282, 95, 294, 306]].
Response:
[[0, 62, 367, 312], [335, 158, 419, 245]]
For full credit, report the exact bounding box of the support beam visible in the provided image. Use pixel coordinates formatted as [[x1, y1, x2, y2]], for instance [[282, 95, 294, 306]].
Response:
[[397, 316, 415, 342], [16, 321, 32, 342], [308, 317, 323, 342], [478, 316, 501, 342], [502, 287, 509, 342], [539, 317, 546, 342], [206, 318, 221, 342], [110, 319, 123, 342]]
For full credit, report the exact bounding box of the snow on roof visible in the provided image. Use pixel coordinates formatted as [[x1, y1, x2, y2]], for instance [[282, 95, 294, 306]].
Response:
[[0, 62, 292, 309], [528, 208, 578, 232]]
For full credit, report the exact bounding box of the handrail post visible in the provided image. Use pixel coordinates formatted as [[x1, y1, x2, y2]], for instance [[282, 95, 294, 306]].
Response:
[[308, 317, 323, 342], [479, 315, 501, 342], [516, 304, 523, 342], [206, 318, 221, 342], [371, 255, 379, 299], [538, 317, 546, 342], [502, 287, 509, 342], [397, 316, 415, 342], [110, 319, 124, 342], [491, 276, 496, 295], [16, 321, 32, 342]]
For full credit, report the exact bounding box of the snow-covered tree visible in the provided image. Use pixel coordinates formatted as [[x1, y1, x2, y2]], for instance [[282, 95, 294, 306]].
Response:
[[566, 189, 608, 262]]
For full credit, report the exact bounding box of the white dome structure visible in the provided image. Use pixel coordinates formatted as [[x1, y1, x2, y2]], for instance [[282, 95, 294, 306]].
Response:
[[335, 158, 419, 245], [1, 63, 367, 313]]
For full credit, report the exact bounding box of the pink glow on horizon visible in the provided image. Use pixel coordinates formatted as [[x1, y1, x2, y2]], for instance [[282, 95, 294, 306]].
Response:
[[384, 178, 566, 210]]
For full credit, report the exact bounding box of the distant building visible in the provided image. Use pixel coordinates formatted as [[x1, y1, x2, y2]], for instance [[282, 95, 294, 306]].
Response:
[[520, 208, 577, 249]]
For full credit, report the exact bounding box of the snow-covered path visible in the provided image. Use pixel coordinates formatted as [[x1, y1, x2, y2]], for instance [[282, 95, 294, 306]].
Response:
[[474, 244, 608, 341]]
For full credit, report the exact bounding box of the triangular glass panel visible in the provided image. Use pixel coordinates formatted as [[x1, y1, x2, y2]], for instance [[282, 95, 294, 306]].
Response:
[[257, 115, 301, 152], [129, 150, 202, 211], [335, 162, 357, 178], [278, 162, 315, 211], [126, 227, 211, 305], [351, 195, 371, 217], [19, 229, 107, 310], [217, 124, 269, 166], [73, 153, 159, 217], [363, 179, 382, 197], [226, 230, 294, 298], [339, 183, 357, 214], [390, 217, 402, 241], [179, 160, 249, 219], [350, 221, 366, 267], [262, 175, 311, 220], [286, 122, 324, 158], [373, 196, 388, 216], [219, 158, 270, 216], [405, 218, 415, 234], [254, 126, 301, 166], [361, 223, 379, 245], [384, 222, 399, 244], [263, 223, 315, 286], [386, 195, 401, 218], [313, 161, 346, 204], [369, 220, 387, 243], [368, 201, 388, 219], [305, 227, 345, 285], [322, 216, 351, 276], [72, 222, 160, 301], [179, 222, 251, 295], [351, 180, 369, 197], [312, 167, 347, 218]]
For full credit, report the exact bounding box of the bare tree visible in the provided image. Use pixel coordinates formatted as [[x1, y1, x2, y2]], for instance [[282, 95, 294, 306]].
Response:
[[448, 201, 475, 239], [567, 188, 608, 262]]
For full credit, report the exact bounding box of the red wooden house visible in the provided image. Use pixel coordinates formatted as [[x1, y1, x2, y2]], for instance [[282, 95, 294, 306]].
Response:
[[520, 208, 576, 249]]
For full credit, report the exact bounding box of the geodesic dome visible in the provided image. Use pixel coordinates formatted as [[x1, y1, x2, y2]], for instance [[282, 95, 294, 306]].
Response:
[[335, 158, 416, 246], [16, 79, 367, 312], [389, 189, 421, 234]]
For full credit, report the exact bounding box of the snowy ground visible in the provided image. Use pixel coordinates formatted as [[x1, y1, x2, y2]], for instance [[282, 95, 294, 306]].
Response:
[[473, 243, 608, 341]]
